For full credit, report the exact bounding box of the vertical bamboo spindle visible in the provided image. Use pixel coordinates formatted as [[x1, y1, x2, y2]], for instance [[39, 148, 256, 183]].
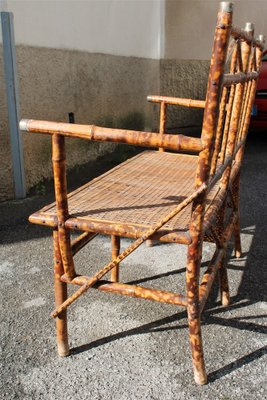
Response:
[[52, 134, 76, 280], [210, 86, 228, 176], [218, 41, 238, 165], [159, 101, 167, 152], [111, 235, 120, 282], [221, 23, 253, 191], [229, 23, 255, 260], [146, 239, 154, 247], [186, 2, 233, 385], [232, 171, 242, 258], [147, 101, 167, 248], [53, 229, 70, 356], [217, 201, 230, 306], [235, 34, 264, 166]]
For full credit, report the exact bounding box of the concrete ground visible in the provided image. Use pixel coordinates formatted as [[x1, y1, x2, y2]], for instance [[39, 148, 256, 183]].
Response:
[[0, 133, 267, 400]]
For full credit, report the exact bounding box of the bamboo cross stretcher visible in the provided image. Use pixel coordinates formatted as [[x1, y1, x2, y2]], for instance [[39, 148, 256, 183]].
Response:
[[51, 183, 207, 318], [20, 2, 265, 386]]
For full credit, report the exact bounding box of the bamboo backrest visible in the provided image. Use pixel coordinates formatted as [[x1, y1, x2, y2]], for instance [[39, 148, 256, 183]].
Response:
[[190, 7, 264, 240], [145, 5, 264, 247], [203, 19, 264, 193], [149, 7, 264, 196]]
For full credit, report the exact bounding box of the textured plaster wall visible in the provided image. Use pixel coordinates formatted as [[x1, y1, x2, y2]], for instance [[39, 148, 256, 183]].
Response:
[[0, 45, 159, 201], [159, 59, 209, 129]]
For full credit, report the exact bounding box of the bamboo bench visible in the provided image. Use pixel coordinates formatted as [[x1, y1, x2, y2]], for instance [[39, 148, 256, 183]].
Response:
[[20, 2, 264, 385]]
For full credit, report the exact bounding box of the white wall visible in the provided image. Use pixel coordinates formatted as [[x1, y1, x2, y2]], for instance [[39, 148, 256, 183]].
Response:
[[1, 0, 266, 61], [2, 0, 163, 59]]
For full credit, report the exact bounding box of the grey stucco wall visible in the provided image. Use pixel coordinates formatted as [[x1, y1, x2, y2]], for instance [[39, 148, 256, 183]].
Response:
[[0, 45, 160, 201], [159, 59, 209, 130], [0, 45, 211, 202]]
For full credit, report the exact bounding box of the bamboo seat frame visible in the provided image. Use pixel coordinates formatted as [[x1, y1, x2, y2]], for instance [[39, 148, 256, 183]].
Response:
[[20, 2, 264, 385]]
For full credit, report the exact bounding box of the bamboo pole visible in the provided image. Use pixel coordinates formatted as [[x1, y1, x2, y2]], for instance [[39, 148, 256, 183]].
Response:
[[220, 23, 254, 191], [53, 229, 69, 356], [71, 232, 97, 256], [111, 235, 120, 282], [159, 101, 166, 152], [200, 208, 237, 313], [219, 85, 236, 164], [236, 40, 243, 72], [210, 87, 228, 176], [20, 119, 203, 154], [52, 134, 76, 280], [186, 3, 233, 385], [29, 212, 57, 227], [199, 248, 225, 313], [223, 71, 258, 86], [60, 276, 187, 307], [65, 218, 192, 244], [147, 99, 167, 246], [231, 172, 242, 258], [235, 35, 265, 165], [219, 42, 238, 165], [147, 95, 206, 108]]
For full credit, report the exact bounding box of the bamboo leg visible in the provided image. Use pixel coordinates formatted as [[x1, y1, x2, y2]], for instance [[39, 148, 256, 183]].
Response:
[[215, 201, 230, 307], [111, 235, 120, 282], [233, 217, 241, 258], [186, 241, 207, 385], [218, 256, 230, 306], [217, 240, 230, 306], [52, 134, 76, 280], [53, 230, 70, 357], [146, 239, 154, 247], [232, 174, 242, 258]]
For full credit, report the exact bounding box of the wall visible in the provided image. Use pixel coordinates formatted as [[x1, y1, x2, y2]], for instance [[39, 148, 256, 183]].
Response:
[[0, 0, 162, 201], [1, 0, 266, 201], [3, 0, 163, 58]]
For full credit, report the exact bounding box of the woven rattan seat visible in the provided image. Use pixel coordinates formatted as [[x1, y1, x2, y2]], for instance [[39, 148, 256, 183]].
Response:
[[20, 2, 265, 385], [29, 151, 220, 243]]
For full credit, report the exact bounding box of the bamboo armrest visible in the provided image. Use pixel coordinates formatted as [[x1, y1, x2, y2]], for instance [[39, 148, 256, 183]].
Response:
[[20, 119, 203, 153], [147, 95, 206, 108]]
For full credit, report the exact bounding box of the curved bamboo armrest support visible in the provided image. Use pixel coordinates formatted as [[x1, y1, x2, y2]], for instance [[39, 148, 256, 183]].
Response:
[[147, 95, 206, 108], [20, 119, 203, 153]]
